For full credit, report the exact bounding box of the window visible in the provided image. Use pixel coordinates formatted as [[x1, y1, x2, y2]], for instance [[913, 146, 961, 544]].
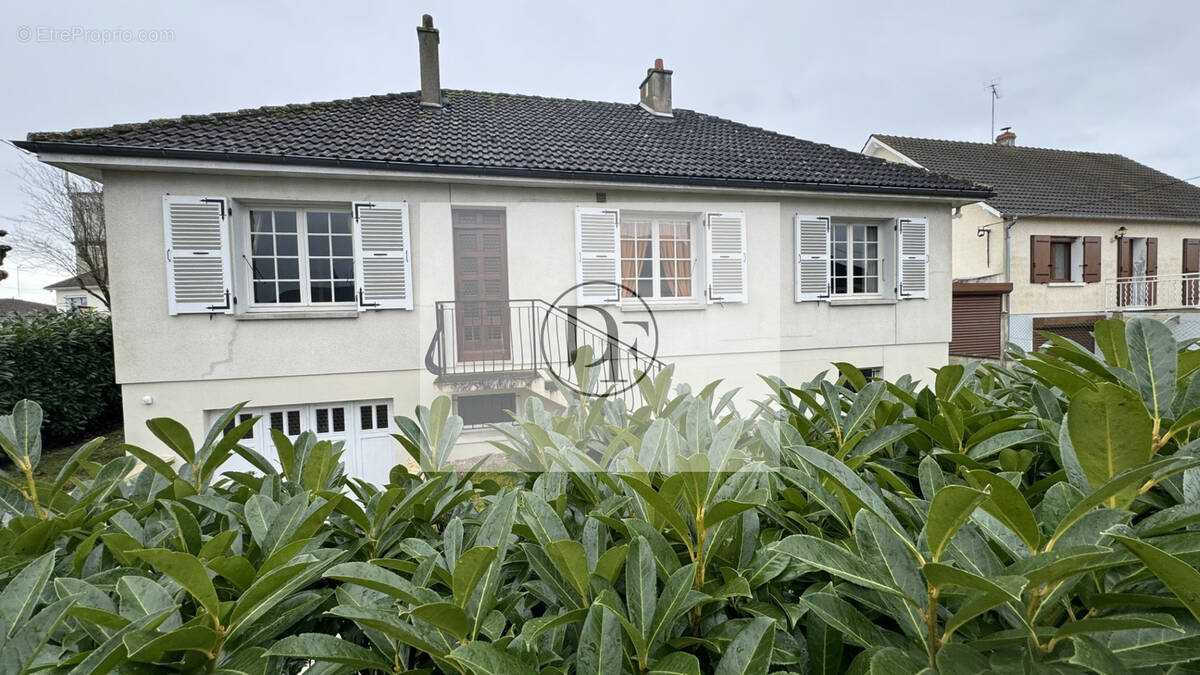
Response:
[[457, 393, 517, 427], [620, 215, 694, 300], [831, 224, 880, 295], [1051, 241, 1072, 281], [65, 295, 89, 309], [359, 404, 390, 431], [249, 208, 354, 306], [314, 406, 346, 434]]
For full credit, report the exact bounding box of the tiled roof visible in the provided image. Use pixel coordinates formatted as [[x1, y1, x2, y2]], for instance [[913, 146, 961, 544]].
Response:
[[0, 298, 54, 315], [873, 135, 1200, 221], [44, 271, 100, 290], [16, 91, 989, 198]]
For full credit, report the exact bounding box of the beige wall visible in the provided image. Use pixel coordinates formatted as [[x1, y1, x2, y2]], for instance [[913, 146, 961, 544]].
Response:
[[1009, 217, 1197, 315], [102, 168, 959, 456], [952, 203, 1005, 280]]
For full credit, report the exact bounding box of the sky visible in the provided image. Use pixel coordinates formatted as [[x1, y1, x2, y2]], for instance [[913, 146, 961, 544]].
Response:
[[2, 0, 1199, 303]]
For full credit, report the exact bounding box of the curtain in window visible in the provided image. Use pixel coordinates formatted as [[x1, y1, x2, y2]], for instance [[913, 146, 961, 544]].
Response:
[[621, 238, 640, 297], [661, 236, 692, 297]]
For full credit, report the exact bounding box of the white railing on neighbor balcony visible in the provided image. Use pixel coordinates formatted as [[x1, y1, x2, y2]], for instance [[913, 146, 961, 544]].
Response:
[[1104, 273, 1200, 312]]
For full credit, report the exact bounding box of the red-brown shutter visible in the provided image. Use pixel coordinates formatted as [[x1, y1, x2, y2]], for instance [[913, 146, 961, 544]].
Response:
[[950, 283, 1011, 358], [1184, 238, 1200, 305], [1030, 235, 1052, 283], [1117, 238, 1133, 278], [1082, 236, 1102, 283]]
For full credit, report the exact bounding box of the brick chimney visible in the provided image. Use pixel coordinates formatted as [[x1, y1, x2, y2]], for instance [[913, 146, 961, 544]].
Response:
[[417, 14, 441, 108], [639, 58, 672, 117], [995, 127, 1016, 146]]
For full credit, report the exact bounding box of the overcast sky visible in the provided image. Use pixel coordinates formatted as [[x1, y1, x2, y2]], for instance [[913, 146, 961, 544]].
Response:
[[3, 0, 1199, 302]]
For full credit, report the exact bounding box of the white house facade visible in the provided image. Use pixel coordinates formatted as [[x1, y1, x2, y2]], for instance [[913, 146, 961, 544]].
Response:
[[17, 17, 989, 479]]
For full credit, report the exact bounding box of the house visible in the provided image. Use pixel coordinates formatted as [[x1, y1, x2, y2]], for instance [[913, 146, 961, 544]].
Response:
[[0, 298, 55, 316], [865, 131, 1200, 354], [14, 15, 989, 479], [45, 271, 106, 313]]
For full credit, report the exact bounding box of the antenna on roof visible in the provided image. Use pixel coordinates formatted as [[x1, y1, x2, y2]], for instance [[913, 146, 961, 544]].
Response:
[[986, 79, 1002, 141]]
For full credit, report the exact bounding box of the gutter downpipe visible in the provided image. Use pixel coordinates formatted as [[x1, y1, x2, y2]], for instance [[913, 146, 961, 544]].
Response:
[[1003, 216, 1017, 363]]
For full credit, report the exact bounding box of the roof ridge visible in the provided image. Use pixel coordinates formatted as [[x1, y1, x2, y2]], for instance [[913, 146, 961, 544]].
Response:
[[874, 133, 1126, 158]]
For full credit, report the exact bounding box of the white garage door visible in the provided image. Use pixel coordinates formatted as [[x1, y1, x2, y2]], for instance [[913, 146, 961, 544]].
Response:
[[208, 399, 397, 485]]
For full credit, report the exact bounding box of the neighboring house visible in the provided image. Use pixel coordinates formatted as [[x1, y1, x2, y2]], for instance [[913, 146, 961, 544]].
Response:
[[15, 16, 989, 478], [44, 271, 105, 313], [865, 131, 1200, 354], [0, 298, 55, 315]]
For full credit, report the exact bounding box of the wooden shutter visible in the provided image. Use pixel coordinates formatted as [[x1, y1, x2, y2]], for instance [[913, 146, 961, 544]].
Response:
[[162, 195, 231, 315], [1185, 239, 1200, 274], [897, 218, 930, 299], [1082, 236, 1102, 283], [795, 215, 830, 301], [575, 207, 620, 305], [1183, 239, 1200, 305], [706, 212, 747, 303], [1030, 235, 1052, 283], [353, 201, 413, 310]]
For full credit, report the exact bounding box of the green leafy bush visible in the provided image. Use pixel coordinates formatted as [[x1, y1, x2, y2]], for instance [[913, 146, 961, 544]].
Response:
[[0, 317, 1198, 674], [0, 310, 120, 443]]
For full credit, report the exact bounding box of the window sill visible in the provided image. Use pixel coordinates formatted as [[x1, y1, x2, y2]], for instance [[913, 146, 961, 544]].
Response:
[[828, 297, 897, 306], [620, 302, 706, 313], [1047, 281, 1086, 287], [235, 309, 360, 321]]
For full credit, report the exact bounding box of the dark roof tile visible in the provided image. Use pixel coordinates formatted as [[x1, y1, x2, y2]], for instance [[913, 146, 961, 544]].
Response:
[[873, 135, 1200, 220], [19, 91, 987, 197]]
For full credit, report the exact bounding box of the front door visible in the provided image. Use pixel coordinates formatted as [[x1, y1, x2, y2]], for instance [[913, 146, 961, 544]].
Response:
[[452, 208, 511, 361]]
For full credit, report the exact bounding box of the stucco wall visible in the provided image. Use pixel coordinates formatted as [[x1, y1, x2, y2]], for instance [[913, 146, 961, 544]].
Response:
[[1008, 217, 1196, 315], [102, 168, 958, 454], [952, 203, 1005, 280]]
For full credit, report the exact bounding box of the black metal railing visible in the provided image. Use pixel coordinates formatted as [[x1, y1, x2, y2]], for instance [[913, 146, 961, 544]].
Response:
[[425, 299, 664, 409]]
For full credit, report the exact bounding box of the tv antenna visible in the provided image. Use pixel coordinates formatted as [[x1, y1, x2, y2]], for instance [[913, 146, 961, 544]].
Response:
[[986, 79, 1002, 140]]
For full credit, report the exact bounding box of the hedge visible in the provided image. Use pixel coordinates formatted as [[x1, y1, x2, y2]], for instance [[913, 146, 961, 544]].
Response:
[[0, 317, 1198, 673], [0, 309, 120, 443]]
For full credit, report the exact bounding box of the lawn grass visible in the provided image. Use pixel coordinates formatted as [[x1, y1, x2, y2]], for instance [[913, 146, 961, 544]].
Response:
[[32, 426, 126, 481]]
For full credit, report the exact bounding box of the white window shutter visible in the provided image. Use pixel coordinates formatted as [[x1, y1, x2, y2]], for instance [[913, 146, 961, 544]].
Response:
[[575, 207, 620, 305], [795, 215, 831, 301], [706, 212, 747, 304], [897, 218, 930, 299], [353, 201, 413, 310], [162, 195, 232, 315]]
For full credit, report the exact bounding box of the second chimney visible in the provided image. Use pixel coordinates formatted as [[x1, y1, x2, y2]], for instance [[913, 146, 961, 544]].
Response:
[[995, 127, 1016, 146], [417, 14, 441, 108], [639, 58, 672, 117]]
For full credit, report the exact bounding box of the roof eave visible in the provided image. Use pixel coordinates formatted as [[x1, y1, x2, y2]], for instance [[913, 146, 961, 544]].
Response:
[[13, 140, 995, 201]]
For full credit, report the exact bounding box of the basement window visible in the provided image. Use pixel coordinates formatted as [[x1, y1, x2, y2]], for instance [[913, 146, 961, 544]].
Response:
[[456, 393, 517, 428]]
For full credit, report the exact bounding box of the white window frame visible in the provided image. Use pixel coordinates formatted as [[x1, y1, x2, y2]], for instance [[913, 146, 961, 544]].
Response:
[[64, 294, 90, 309], [830, 221, 885, 298], [618, 212, 700, 304], [241, 204, 357, 310]]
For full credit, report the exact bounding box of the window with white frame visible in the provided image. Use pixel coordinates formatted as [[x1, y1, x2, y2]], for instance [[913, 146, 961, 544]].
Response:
[[831, 223, 881, 296], [65, 295, 89, 309], [619, 215, 695, 300], [248, 208, 355, 306], [795, 215, 927, 302]]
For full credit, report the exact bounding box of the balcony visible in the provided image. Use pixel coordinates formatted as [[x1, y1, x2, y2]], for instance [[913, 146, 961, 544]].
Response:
[[1103, 273, 1200, 312], [424, 299, 664, 409]]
